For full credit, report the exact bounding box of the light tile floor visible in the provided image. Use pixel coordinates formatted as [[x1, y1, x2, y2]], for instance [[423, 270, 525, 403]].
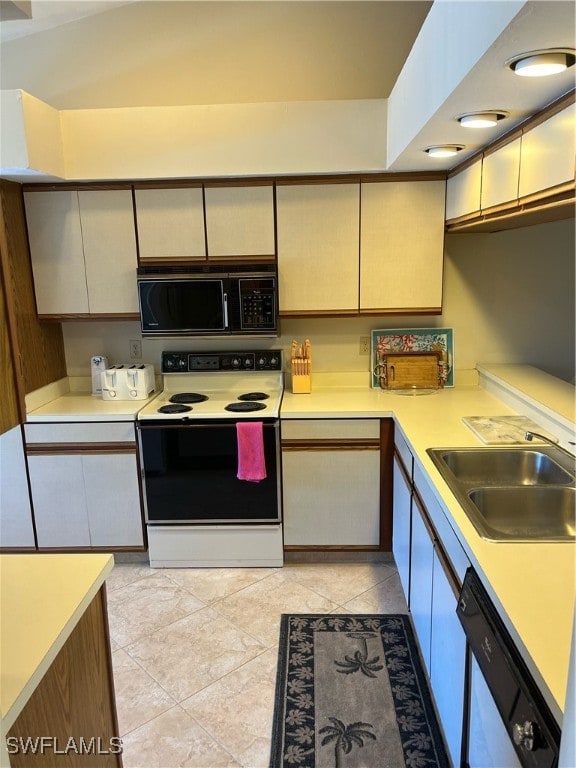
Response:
[[107, 560, 409, 768]]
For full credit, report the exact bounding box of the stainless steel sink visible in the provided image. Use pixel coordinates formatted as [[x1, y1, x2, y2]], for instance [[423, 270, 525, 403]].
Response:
[[468, 487, 576, 541], [427, 446, 576, 542], [436, 448, 574, 486]]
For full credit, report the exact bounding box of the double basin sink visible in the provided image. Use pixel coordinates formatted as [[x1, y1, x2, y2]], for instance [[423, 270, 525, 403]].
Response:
[[427, 445, 575, 542]]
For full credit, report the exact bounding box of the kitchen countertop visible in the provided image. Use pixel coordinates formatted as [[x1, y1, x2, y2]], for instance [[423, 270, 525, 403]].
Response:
[[0, 553, 114, 731], [25, 377, 160, 422], [282, 367, 575, 724]]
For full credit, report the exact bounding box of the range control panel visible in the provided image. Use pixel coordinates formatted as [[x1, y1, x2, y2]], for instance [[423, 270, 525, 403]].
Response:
[[162, 350, 283, 373]]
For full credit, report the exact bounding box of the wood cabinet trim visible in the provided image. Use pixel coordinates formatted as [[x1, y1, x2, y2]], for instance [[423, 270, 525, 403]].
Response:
[[26, 442, 136, 455], [37, 313, 140, 321], [282, 438, 380, 451]]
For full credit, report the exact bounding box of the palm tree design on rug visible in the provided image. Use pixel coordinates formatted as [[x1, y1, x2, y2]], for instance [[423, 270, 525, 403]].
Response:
[[319, 718, 376, 768], [334, 631, 384, 677]]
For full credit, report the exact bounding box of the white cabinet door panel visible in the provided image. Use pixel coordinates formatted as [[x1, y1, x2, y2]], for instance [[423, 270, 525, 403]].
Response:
[[430, 550, 467, 767], [135, 187, 206, 260], [83, 452, 143, 547], [28, 454, 91, 547], [24, 191, 89, 314], [445, 160, 482, 220], [0, 426, 35, 547], [277, 183, 359, 313], [519, 104, 576, 198], [283, 447, 380, 546], [392, 454, 411, 601], [409, 495, 434, 675], [360, 181, 445, 310], [481, 138, 521, 210], [79, 190, 139, 313], [205, 185, 275, 257]]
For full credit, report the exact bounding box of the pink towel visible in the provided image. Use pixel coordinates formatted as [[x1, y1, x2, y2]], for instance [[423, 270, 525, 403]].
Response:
[[236, 421, 267, 482]]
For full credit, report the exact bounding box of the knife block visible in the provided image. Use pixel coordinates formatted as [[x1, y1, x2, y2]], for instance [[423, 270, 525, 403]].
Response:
[[292, 374, 311, 394]]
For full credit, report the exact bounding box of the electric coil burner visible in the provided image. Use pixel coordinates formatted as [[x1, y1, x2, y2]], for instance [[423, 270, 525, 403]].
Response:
[[169, 393, 209, 404], [225, 401, 267, 412], [136, 350, 284, 569]]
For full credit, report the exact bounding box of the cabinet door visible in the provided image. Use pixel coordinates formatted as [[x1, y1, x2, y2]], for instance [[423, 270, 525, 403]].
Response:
[[392, 453, 411, 601], [24, 191, 89, 315], [28, 454, 91, 547], [134, 187, 206, 261], [276, 183, 359, 313], [83, 451, 143, 547], [409, 493, 434, 675], [360, 181, 445, 312], [519, 103, 576, 199], [445, 160, 482, 221], [0, 426, 35, 547], [430, 549, 466, 767], [481, 138, 521, 211], [78, 190, 139, 313], [282, 446, 380, 545], [205, 184, 275, 258]]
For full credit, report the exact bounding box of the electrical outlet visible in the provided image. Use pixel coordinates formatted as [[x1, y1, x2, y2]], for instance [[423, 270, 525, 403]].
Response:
[[129, 340, 142, 359], [359, 336, 370, 355]]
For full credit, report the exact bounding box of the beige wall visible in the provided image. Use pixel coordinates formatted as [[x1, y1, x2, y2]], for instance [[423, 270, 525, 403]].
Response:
[[62, 218, 575, 385]]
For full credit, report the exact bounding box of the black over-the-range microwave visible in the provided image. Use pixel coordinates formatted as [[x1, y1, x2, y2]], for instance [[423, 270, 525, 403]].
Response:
[[137, 265, 278, 337]]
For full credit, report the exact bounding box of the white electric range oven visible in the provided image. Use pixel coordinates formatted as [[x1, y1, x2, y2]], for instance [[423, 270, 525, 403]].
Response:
[[136, 350, 284, 567]]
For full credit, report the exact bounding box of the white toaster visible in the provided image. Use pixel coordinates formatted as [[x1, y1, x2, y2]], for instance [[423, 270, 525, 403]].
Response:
[[101, 364, 155, 401]]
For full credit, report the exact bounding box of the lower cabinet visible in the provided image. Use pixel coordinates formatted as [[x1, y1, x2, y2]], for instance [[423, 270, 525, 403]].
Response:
[[25, 422, 144, 550], [409, 492, 434, 676], [393, 434, 469, 767], [392, 453, 411, 597], [430, 548, 467, 767], [0, 426, 36, 548], [282, 419, 388, 548]]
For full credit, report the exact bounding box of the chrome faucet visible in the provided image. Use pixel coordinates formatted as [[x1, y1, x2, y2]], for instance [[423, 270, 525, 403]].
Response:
[[525, 431, 576, 458]]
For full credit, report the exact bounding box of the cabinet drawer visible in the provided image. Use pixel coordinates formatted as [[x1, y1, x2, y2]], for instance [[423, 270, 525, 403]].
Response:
[[414, 463, 470, 585], [281, 419, 380, 441], [25, 422, 136, 445]]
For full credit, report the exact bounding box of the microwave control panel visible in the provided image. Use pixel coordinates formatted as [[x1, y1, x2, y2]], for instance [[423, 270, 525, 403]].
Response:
[[238, 278, 276, 330]]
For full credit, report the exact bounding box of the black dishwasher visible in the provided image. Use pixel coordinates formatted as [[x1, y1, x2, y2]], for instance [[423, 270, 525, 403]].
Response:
[[457, 568, 560, 768]]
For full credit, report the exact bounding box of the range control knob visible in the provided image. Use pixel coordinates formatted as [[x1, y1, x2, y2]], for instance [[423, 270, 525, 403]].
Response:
[[231, 357, 241, 368], [512, 721, 536, 751], [244, 358, 253, 368]]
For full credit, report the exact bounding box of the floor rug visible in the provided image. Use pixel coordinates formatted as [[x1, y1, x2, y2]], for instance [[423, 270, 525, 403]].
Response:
[[270, 614, 450, 768]]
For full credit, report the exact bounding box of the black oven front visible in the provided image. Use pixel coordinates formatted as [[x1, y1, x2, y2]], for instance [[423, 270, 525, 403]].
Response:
[[137, 419, 281, 525]]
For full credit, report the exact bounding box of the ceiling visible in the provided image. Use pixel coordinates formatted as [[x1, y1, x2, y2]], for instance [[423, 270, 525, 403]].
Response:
[[0, 1, 574, 175], [0, 1, 433, 108]]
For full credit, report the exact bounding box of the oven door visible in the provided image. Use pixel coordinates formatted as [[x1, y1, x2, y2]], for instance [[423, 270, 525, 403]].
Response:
[[137, 419, 281, 524]]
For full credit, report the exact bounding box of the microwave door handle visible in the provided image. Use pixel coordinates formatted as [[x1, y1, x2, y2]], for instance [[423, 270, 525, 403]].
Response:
[[223, 292, 229, 328]]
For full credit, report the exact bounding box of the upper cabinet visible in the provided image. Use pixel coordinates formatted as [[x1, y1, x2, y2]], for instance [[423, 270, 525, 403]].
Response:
[[445, 159, 482, 221], [134, 182, 275, 263], [481, 137, 521, 211], [276, 182, 360, 314], [446, 92, 575, 232], [360, 180, 445, 313], [277, 178, 445, 316], [518, 103, 576, 200], [134, 186, 206, 261], [24, 189, 138, 317], [204, 183, 275, 260]]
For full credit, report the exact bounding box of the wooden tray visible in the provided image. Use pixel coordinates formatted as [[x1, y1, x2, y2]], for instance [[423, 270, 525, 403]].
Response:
[[377, 351, 443, 390]]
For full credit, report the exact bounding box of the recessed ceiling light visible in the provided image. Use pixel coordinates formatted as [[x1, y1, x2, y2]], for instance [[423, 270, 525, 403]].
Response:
[[506, 48, 576, 77], [458, 111, 508, 128], [425, 145, 465, 158]]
